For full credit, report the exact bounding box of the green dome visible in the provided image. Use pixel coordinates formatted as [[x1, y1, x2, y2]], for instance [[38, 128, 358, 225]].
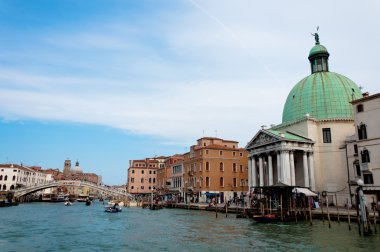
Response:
[[309, 44, 328, 58], [282, 72, 362, 123]]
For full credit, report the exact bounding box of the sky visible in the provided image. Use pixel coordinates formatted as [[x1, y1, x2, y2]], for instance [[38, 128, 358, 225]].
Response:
[[0, 0, 379, 184]]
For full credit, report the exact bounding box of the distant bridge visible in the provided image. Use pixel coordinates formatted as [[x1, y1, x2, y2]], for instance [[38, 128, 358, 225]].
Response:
[[13, 180, 130, 199]]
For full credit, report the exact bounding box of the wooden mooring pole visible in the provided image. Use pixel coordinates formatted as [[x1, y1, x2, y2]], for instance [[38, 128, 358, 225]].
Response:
[[308, 197, 313, 225], [347, 199, 351, 230], [335, 194, 340, 224], [320, 197, 325, 224], [326, 196, 331, 228]]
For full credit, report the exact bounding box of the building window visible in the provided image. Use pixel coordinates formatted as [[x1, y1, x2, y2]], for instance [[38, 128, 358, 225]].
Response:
[[233, 152, 236, 157], [355, 162, 361, 177], [141, 178, 144, 183], [4, 175, 7, 181], [149, 171, 152, 174], [322, 128, 332, 143], [233, 163, 237, 172], [363, 173, 374, 184], [206, 162, 210, 171], [219, 177, 224, 187], [219, 162, 224, 171], [357, 104, 364, 112], [240, 152, 243, 157], [149, 178, 152, 183], [0, 175, 2, 180], [220, 151, 223, 156], [358, 124, 367, 140], [361, 149, 370, 163], [132, 169, 135, 174], [233, 178, 237, 187], [354, 144, 358, 155], [3, 185, 6, 190], [131, 178, 135, 183], [149, 186, 151, 190], [142, 170, 145, 174], [240, 165, 243, 173], [153, 178, 156, 183], [131, 186, 134, 189], [141, 186, 144, 189]]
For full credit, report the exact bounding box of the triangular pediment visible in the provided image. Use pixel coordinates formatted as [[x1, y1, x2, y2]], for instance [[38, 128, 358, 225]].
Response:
[[245, 130, 281, 149]]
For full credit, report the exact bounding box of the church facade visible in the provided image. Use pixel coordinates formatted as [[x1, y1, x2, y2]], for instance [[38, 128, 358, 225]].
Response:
[[246, 34, 363, 204]]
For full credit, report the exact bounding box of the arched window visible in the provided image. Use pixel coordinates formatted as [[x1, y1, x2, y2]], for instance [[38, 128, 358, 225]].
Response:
[[10, 185, 14, 190], [206, 177, 210, 187], [206, 162, 210, 171], [0, 175, 2, 180], [233, 163, 237, 172], [219, 177, 224, 187], [361, 149, 370, 163], [4, 175, 7, 181], [358, 123, 367, 140], [219, 162, 224, 171], [2, 185, 6, 190]]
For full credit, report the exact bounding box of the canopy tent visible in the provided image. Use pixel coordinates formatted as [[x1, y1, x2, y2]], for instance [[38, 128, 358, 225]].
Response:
[[292, 187, 317, 197]]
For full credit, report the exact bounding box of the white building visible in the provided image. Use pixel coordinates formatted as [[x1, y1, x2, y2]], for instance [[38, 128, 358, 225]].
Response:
[[346, 93, 380, 204], [0, 164, 53, 191], [246, 34, 364, 204]]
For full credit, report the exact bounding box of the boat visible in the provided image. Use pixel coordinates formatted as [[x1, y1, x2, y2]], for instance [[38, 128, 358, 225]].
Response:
[[104, 203, 122, 213], [252, 214, 282, 223], [64, 201, 73, 206], [0, 192, 18, 207], [85, 198, 92, 206]]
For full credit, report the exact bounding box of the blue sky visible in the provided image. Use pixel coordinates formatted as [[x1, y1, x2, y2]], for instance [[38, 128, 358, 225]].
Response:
[[0, 1, 379, 184]]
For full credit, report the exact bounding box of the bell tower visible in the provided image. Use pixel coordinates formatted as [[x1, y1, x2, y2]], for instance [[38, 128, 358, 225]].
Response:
[[63, 159, 71, 176]]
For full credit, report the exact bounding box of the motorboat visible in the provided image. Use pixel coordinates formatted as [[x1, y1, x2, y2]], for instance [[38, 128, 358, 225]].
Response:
[[105, 203, 122, 213], [64, 201, 73, 206]]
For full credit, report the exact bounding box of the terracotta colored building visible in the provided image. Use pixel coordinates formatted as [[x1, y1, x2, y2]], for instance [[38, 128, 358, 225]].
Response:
[[156, 154, 184, 197], [183, 137, 248, 203], [127, 157, 166, 195]]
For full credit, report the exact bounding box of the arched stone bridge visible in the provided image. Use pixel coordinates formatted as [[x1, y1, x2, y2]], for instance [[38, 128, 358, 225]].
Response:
[[14, 180, 130, 199]]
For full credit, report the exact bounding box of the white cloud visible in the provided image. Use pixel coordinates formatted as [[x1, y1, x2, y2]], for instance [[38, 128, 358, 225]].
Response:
[[0, 0, 379, 148]]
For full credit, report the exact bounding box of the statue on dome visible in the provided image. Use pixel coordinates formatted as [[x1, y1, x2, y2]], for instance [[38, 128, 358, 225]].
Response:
[[311, 26, 320, 44]]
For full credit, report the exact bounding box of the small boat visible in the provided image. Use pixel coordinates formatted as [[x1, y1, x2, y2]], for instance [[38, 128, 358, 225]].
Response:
[[252, 214, 281, 223], [64, 201, 73, 206], [150, 204, 163, 210], [105, 203, 122, 213], [85, 199, 92, 206]]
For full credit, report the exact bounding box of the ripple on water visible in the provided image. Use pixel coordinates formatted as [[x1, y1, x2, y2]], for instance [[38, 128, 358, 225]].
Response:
[[1, 202, 379, 252]]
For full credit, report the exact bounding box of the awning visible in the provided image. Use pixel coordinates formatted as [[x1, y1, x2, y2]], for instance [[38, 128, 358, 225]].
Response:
[[292, 187, 317, 197], [205, 192, 220, 197]]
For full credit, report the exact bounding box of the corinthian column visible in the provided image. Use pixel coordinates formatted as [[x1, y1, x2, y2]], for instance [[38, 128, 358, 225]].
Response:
[[268, 154, 273, 186], [248, 157, 252, 189], [259, 156, 264, 187], [290, 151, 295, 186], [303, 151, 310, 187], [252, 157, 257, 187], [308, 152, 315, 190]]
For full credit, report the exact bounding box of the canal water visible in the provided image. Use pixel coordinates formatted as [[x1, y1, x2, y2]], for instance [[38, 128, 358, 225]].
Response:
[[0, 202, 379, 252]]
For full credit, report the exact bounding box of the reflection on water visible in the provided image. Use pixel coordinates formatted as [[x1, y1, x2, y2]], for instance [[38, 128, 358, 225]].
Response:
[[1, 202, 379, 252]]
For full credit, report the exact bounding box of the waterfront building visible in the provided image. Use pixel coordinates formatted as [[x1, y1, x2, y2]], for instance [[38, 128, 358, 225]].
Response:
[[246, 34, 364, 204], [62, 160, 102, 196], [156, 154, 184, 200], [0, 164, 53, 191], [346, 93, 380, 205], [183, 137, 248, 204], [127, 157, 166, 195]]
